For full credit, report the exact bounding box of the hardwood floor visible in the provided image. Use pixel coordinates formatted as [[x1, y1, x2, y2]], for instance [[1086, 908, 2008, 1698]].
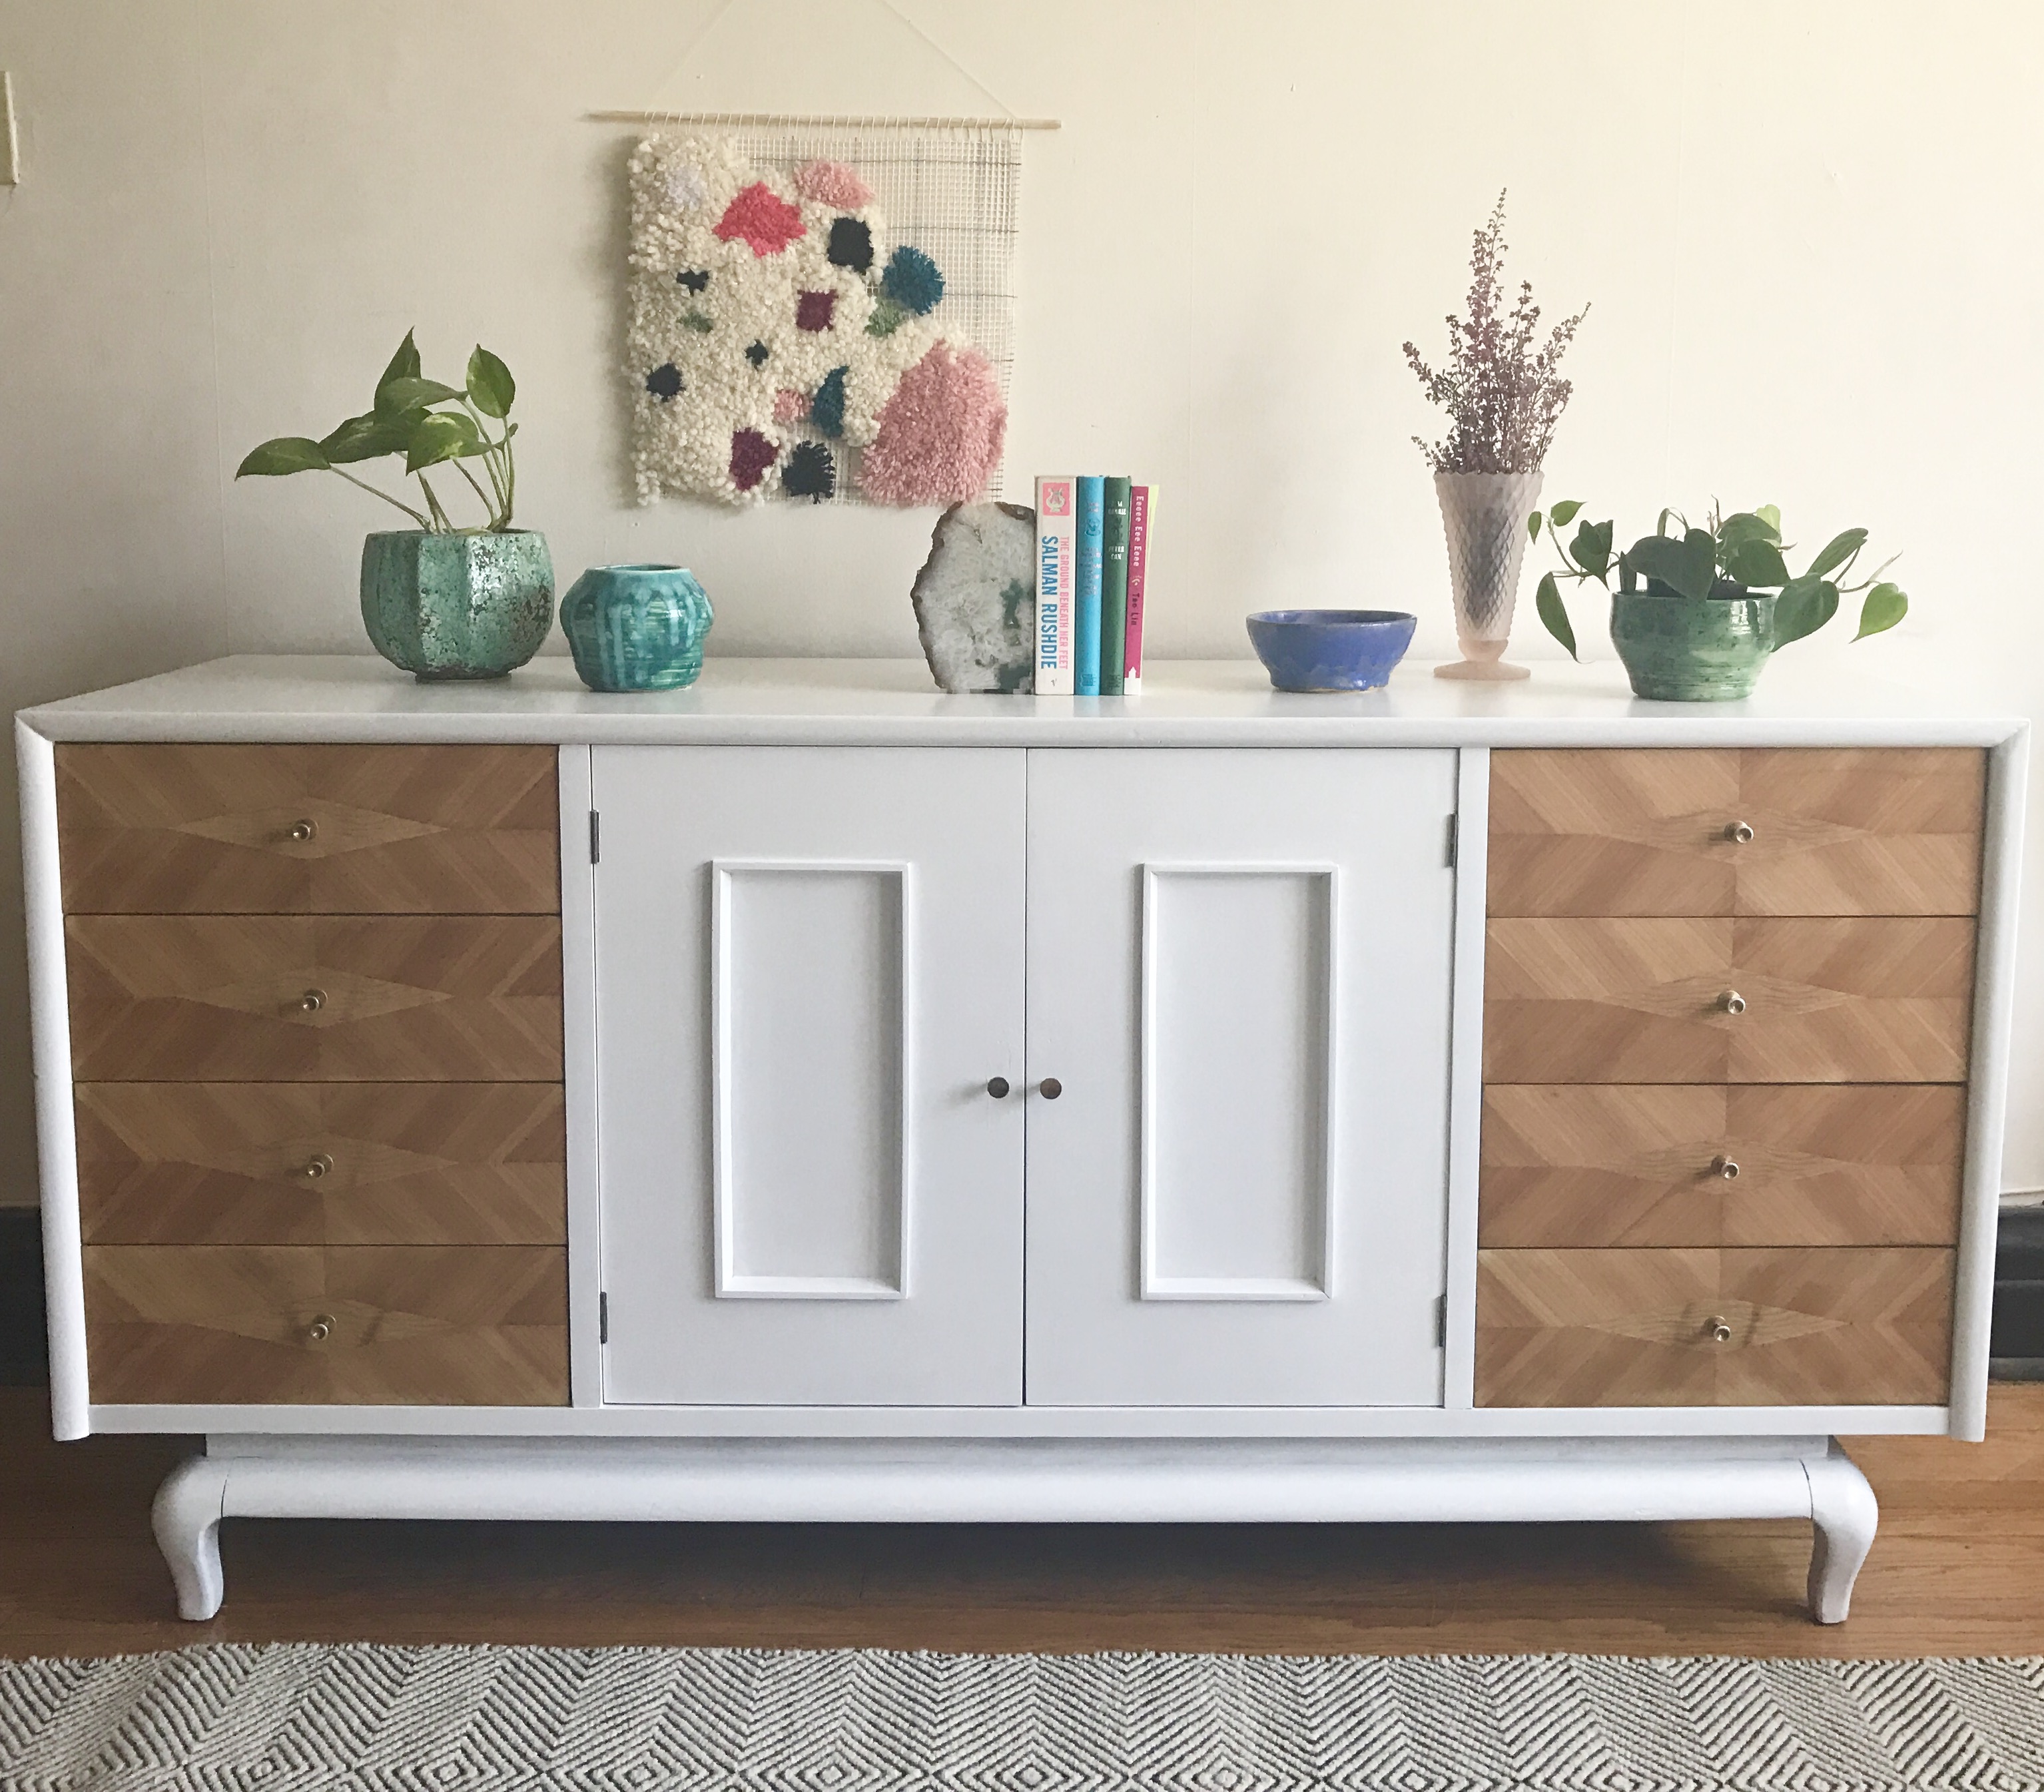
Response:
[[3, 1384, 2042, 1659]]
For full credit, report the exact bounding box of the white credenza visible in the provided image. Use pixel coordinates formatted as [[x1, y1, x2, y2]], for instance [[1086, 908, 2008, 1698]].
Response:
[[15, 655, 2027, 1624]]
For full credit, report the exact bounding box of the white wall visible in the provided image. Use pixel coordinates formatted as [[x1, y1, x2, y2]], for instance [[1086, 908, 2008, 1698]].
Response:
[[3, 0, 2041, 1207]]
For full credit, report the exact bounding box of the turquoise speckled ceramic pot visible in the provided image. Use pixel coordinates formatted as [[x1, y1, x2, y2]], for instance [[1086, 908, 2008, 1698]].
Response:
[[1610, 589, 1775, 702], [560, 564, 715, 693], [359, 530, 555, 680]]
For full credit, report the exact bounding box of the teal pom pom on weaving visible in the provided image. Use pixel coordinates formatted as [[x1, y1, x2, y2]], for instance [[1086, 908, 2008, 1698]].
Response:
[[811, 366, 849, 438], [880, 246, 944, 316]]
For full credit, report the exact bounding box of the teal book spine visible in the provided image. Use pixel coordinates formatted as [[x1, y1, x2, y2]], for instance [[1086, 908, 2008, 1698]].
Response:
[[1098, 476, 1132, 696], [1074, 476, 1104, 696]]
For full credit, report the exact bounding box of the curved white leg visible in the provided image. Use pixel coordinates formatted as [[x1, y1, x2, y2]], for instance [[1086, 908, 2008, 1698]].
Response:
[[152, 1454, 230, 1621], [1804, 1441, 1878, 1625]]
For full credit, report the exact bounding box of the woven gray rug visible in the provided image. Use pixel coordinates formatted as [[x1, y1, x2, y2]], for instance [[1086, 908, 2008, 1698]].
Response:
[[1, 1643, 2043, 1791]]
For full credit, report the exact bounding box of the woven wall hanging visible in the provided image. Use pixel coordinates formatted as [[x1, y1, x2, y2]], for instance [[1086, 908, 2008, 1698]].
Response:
[[625, 124, 1020, 509]]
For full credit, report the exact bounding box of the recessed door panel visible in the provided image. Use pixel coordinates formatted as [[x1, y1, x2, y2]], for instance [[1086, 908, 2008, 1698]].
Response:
[[593, 747, 1025, 1406], [1026, 748, 1459, 1406]]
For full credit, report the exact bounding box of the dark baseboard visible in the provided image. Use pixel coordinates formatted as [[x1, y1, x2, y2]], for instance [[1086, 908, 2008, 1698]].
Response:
[[0, 1210, 45, 1388], [0, 1205, 2039, 1393]]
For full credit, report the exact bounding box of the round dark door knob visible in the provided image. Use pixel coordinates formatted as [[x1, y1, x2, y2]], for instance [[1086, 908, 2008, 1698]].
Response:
[[1039, 1077, 1063, 1099], [986, 1076, 1010, 1099]]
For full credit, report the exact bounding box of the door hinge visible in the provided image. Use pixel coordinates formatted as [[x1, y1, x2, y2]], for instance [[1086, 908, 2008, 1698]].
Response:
[[589, 810, 601, 865], [1445, 812, 1459, 868], [599, 1290, 609, 1344], [1435, 1293, 1447, 1347]]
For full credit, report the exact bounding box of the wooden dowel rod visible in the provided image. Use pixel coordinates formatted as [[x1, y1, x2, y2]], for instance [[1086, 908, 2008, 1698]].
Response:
[[585, 109, 1059, 131]]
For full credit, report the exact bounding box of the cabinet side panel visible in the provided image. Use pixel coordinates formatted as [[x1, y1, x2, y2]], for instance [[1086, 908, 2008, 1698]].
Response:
[[17, 723, 88, 1438]]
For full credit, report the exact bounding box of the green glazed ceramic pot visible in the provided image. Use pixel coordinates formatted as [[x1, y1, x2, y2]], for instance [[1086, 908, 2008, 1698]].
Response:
[[1610, 589, 1776, 702], [559, 564, 714, 693], [359, 530, 555, 680]]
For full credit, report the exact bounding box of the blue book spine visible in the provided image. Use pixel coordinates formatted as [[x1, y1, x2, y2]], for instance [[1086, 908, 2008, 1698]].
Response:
[[1074, 475, 1104, 696]]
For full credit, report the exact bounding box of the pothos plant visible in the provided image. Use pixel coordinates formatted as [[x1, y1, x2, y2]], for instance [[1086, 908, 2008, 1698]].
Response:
[[1529, 501, 1909, 657], [236, 331, 519, 533]]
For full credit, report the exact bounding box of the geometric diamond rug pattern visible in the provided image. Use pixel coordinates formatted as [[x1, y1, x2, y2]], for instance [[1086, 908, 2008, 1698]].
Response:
[[2, 1644, 2043, 1792]]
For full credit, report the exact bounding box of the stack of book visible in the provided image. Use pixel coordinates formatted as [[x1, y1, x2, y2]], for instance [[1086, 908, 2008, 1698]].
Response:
[[1034, 475, 1158, 697]]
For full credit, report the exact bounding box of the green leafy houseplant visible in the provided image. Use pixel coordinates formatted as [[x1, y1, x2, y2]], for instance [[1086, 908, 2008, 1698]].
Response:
[[1529, 501, 1908, 700], [236, 330, 553, 680], [237, 330, 519, 532]]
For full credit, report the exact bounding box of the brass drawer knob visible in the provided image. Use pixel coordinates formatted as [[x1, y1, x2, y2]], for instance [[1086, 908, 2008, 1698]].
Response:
[[986, 1076, 1010, 1099], [306, 1313, 336, 1344], [1719, 990, 1747, 1016], [297, 988, 327, 1013], [302, 1152, 334, 1180], [1706, 1315, 1734, 1344], [288, 818, 318, 843], [1712, 1154, 1740, 1180], [1726, 820, 1756, 844]]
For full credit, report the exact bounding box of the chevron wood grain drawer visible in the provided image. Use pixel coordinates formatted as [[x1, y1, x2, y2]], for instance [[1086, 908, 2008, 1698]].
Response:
[[1479, 1084, 1964, 1248], [1488, 748, 1985, 918], [1483, 915, 1974, 1083], [55, 744, 561, 915], [75, 1083, 567, 1246], [1473, 1246, 1954, 1406], [80, 1245, 569, 1406], [65, 914, 564, 1081]]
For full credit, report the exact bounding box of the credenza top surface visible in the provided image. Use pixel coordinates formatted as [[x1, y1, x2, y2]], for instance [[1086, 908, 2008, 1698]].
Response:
[[16, 655, 2028, 748]]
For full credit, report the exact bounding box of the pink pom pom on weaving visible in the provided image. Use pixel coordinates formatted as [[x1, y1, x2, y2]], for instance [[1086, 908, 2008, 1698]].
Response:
[[858, 342, 1007, 507], [794, 160, 876, 209], [773, 388, 809, 424]]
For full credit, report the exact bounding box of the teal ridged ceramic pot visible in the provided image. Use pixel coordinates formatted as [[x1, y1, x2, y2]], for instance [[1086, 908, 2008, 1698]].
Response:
[[1610, 589, 1776, 701], [360, 530, 555, 679], [560, 564, 714, 693]]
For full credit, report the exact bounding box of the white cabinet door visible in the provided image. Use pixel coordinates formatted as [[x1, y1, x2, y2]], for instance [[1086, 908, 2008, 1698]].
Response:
[[1024, 748, 1459, 1406], [594, 747, 1026, 1405]]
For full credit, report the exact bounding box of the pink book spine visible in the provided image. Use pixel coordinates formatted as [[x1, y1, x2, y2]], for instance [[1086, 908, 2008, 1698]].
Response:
[[1124, 484, 1153, 693]]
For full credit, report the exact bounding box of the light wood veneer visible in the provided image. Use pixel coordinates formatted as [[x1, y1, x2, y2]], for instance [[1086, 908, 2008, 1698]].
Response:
[[1488, 748, 1985, 918], [56, 743, 561, 916], [65, 915, 565, 1081], [1479, 1084, 1964, 1249], [75, 1083, 566, 1245], [1474, 1246, 1954, 1407], [1483, 916, 1975, 1083], [82, 1245, 569, 1406]]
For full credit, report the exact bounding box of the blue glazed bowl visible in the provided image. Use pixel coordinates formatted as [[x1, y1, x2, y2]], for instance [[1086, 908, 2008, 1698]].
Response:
[[560, 564, 713, 693], [1245, 609, 1417, 692]]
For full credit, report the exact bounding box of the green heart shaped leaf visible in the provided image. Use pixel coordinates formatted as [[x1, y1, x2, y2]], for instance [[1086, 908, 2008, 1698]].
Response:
[[380, 376, 465, 413], [1773, 575, 1840, 648], [1805, 527, 1869, 581], [1548, 499, 1583, 528], [319, 410, 414, 465], [466, 346, 515, 419], [1725, 537, 1791, 589], [236, 436, 330, 477], [1535, 571, 1577, 661], [1718, 510, 1782, 551], [406, 410, 483, 473], [1628, 530, 1718, 601], [1758, 503, 1782, 531], [1854, 581, 1909, 640], [1570, 517, 1613, 579], [377, 329, 421, 397], [1527, 510, 1542, 542]]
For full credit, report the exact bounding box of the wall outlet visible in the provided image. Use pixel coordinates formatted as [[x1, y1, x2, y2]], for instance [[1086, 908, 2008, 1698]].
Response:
[[1, 72, 18, 185]]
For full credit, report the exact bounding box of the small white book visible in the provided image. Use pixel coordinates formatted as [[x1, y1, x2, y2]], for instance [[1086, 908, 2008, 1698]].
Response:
[[1034, 475, 1076, 696]]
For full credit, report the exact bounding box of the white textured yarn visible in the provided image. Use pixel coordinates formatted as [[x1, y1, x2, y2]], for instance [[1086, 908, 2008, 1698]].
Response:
[[719, 120, 1018, 501]]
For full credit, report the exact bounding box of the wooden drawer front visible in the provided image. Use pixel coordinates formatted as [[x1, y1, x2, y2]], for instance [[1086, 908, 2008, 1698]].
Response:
[[1480, 1085, 1964, 1247], [77, 1083, 565, 1245], [1483, 917, 1973, 1083], [66, 916, 563, 1081], [82, 1246, 567, 1405], [1489, 748, 1985, 918], [56, 744, 561, 915], [1475, 1247, 1952, 1406]]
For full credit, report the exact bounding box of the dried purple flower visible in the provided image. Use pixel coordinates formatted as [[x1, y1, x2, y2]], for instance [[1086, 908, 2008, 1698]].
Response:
[[1404, 192, 1586, 475]]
